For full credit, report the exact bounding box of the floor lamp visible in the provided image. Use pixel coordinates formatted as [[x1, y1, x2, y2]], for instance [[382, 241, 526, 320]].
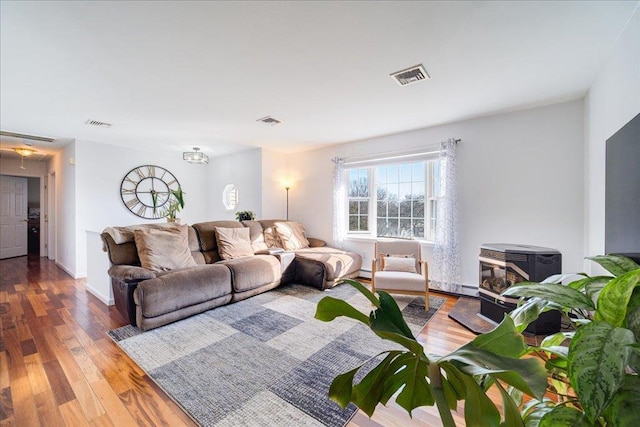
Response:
[[285, 186, 290, 220]]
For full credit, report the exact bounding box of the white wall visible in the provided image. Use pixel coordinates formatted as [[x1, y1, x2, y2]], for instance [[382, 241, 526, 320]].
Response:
[[208, 148, 263, 220], [286, 100, 585, 288], [261, 148, 289, 220], [585, 6, 640, 269], [47, 142, 76, 276], [73, 139, 212, 277]]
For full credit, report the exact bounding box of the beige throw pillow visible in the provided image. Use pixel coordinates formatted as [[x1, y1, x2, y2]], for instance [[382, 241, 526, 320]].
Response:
[[382, 255, 417, 273], [215, 227, 254, 260], [134, 225, 197, 272], [275, 222, 310, 251]]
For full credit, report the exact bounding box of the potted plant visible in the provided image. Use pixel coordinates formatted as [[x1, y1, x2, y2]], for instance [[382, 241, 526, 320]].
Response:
[[235, 210, 255, 221], [152, 187, 185, 223], [315, 254, 640, 426]]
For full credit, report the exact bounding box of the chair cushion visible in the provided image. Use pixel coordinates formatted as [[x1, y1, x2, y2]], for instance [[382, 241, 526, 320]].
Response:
[[215, 227, 254, 259], [382, 255, 417, 273], [134, 225, 197, 272], [374, 271, 426, 292]]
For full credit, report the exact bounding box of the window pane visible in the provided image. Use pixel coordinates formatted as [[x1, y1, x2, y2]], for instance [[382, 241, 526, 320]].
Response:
[[388, 200, 398, 217], [358, 170, 369, 197], [360, 215, 368, 231], [399, 200, 411, 217], [387, 218, 399, 236], [377, 200, 387, 217], [413, 200, 424, 217], [411, 182, 425, 200], [376, 166, 387, 184], [399, 218, 411, 237], [376, 184, 387, 200], [349, 215, 358, 231], [399, 183, 411, 200], [387, 165, 398, 183], [349, 200, 358, 214], [412, 162, 425, 182], [399, 164, 411, 182], [413, 219, 425, 238], [387, 184, 399, 201], [348, 170, 359, 197], [377, 218, 388, 235], [359, 200, 368, 215]]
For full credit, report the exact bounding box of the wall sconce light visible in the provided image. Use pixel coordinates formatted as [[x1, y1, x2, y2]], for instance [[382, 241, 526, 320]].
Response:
[[183, 147, 209, 164]]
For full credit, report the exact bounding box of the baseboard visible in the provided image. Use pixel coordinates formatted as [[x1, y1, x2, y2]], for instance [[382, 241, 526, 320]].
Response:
[[86, 283, 114, 306], [55, 261, 75, 279]]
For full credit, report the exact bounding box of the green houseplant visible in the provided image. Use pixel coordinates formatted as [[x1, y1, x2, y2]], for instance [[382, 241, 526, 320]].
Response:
[[315, 255, 640, 426], [235, 210, 255, 221], [152, 187, 185, 222]]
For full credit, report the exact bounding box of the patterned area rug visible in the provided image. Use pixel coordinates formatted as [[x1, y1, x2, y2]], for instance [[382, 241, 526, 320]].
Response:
[[108, 283, 445, 427]]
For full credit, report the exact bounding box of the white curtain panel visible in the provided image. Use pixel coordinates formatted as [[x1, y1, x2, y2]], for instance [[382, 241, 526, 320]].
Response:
[[332, 156, 346, 248], [432, 138, 462, 293]]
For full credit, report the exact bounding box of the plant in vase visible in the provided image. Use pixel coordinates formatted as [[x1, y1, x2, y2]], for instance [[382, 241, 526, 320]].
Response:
[[235, 210, 255, 221], [315, 255, 640, 426], [152, 187, 185, 223]]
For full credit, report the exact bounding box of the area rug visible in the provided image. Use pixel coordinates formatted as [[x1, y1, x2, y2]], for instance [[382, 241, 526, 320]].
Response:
[[108, 283, 445, 427]]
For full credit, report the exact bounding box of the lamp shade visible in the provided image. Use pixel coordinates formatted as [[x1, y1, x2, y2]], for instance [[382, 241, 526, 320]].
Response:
[[183, 147, 209, 164]]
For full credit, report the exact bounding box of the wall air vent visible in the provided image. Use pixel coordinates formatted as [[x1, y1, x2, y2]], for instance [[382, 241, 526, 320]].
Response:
[[390, 64, 430, 86], [85, 119, 113, 128], [256, 116, 282, 126], [0, 130, 56, 143]]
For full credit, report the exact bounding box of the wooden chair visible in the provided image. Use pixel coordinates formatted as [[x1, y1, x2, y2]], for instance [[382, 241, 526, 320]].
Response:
[[371, 240, 429, 311]]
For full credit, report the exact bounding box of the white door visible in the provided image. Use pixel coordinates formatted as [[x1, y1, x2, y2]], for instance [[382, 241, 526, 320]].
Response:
[[0, 176, 29, 259]]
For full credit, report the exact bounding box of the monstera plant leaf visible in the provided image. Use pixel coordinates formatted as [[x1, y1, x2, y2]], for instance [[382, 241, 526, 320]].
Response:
[[316, 280, 549, 427]]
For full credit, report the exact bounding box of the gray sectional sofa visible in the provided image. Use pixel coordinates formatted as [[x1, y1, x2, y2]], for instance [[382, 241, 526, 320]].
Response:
[[101, 219, 362, 331]]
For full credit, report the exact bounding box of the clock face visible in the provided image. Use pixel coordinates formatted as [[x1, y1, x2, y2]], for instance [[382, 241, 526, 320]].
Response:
[[120, 165, 181, 219]]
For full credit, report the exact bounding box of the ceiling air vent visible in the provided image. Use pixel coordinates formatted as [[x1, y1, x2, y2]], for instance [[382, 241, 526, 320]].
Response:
[[256, 116, 282, 126], [85, 119, 113, 128], [390, 64, 430, 86], [0, 130, 56, 143]]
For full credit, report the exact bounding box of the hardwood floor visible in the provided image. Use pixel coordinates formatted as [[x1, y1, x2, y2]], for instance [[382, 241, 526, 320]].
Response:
[[1, 255, 480, 426]]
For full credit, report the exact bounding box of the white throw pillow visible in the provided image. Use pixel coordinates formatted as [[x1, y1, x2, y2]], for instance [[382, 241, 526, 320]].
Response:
[[382, 256, 417, 273]]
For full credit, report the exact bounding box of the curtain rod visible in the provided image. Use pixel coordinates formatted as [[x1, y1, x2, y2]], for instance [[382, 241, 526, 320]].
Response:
[[337, 138, 461, 166]]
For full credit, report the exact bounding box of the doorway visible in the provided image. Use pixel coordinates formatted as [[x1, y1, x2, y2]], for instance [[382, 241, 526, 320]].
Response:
[[0, 175, 29, 258]]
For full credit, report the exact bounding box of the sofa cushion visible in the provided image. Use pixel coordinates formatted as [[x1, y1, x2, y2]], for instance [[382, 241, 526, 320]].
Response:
[[258, 219, 286, 248], [241, 220, 269, 252], [294, 247, 362, 284], [134, 264, 232, 318], [215, 227, 254, 260], [134, 225, 197, 272], [220, 255, 281, 292], [193, 221, 244, 263], [275, 221, 310, 250]]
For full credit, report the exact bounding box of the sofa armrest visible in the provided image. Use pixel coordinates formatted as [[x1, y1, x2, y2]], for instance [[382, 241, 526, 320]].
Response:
[[108, 265, 156, 282], [307, 237, 326, 247]]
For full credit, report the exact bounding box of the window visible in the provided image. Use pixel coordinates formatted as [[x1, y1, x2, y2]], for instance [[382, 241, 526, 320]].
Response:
[[345, 158, 440, 240], [347, 169, 370, 232]]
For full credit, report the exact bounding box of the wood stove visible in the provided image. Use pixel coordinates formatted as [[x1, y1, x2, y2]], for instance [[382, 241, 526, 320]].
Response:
[[479, 243, 561, 335]]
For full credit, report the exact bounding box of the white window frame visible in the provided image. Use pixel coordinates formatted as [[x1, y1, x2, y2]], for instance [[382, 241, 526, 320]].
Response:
[[344, 155, 440, 242], [347, 168, 371, 234]]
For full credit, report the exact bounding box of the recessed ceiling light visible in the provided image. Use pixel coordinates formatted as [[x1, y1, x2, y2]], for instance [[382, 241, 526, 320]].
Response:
[[390, 64, 430, 86], [256, 116, 282, 126]]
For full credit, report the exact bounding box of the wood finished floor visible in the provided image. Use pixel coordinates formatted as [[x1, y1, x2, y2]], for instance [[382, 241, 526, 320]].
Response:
[[1, 255, 484, 426]]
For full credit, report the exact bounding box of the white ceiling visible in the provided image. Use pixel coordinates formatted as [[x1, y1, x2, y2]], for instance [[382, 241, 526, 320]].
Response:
[[1, 1, 638, 159]]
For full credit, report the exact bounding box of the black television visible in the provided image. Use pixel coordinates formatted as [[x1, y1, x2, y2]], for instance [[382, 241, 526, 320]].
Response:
[[605, 112, 640, 264]]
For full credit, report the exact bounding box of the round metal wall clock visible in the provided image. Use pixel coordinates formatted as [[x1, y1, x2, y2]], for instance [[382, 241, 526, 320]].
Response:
[[120, 165, 181, 219]]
